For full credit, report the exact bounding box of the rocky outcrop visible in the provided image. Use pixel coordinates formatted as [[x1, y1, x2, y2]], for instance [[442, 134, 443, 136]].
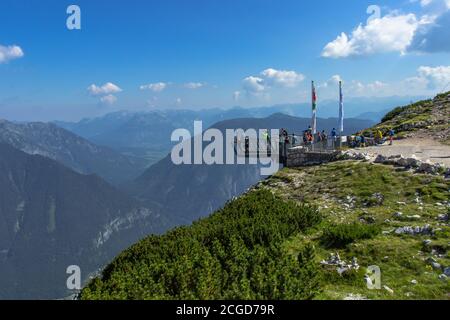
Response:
[[320, 252, 360, 275], [371, 154, 447, 178]]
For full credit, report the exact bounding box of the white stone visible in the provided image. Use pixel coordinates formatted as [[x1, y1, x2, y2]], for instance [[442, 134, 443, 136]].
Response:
[[383, 285, 394, 294], [438, 274, 448, 281]]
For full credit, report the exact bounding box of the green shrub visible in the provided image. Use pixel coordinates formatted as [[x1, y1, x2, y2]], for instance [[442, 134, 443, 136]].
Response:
[[321, 223, 381, 248], [381, 106, 408, 123], [81, 190, 323, 300]]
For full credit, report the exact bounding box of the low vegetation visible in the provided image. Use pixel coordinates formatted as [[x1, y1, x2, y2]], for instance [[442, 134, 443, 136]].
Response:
[[360, 92, 450, 143], [321, 223, 381, 249], [263, 162, 450, 300], [81, 190, 323, 300]]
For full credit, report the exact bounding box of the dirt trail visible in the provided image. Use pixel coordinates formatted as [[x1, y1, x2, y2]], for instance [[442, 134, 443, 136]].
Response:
[[351, 138, 450, 167]]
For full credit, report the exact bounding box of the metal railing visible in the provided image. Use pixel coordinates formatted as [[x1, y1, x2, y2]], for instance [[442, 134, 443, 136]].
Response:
[[284, 133, 345, 152]]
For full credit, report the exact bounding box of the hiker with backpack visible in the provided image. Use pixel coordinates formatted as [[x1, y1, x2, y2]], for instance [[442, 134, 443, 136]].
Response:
[[388, 129, 395, 145]]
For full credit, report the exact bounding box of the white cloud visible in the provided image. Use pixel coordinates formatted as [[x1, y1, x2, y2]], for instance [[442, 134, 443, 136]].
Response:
[[140, 82, 168, 92], [100, 94, 117, 105], [233, 91, 241, 101], [0, 44, 24, 63], [324, 1, 450, 57], [337, 66, 450, 97], [317, 66, 449, 98], [242, 68, 305, 96], [424, 0, 434, 6], [87, 82, 122, 105], [321, 75, 343, 88], [242, 76, 265, 94], [416, 65, 450, 88], [184, 82, 205, 89], [366, 80, 387, 90], [340, 80, 388, 96], [399, 65, 450, 94], [260, 68, 305, 87], [416, 0, 450, 9], [88, 82, 122, 96], [322, 13, 426, 58]]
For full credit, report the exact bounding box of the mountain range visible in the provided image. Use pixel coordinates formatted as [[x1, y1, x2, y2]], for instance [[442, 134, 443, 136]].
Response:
[[0, 120, 147, 185], [54, 96, 404, 164]]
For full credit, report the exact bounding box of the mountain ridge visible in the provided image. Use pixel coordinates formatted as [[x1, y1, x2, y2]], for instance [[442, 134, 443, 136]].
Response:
[[0, 119, 148, 185]]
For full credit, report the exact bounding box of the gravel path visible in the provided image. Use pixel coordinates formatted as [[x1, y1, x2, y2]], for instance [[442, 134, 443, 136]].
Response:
[[351, 138, 450, 167]]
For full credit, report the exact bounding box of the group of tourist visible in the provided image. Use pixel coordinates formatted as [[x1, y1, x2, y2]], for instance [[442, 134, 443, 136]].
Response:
[[296, 126, 339, 146], [275, 126, 396, 149], [348, 128, 395, 148]]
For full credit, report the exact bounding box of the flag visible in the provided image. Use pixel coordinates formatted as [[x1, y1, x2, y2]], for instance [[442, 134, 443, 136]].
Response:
[[339, 81, 344, 134], [311, 81, 317, 134]]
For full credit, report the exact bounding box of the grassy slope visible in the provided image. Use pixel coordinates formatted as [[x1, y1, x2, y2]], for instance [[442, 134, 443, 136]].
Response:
[[359, 91, 450, 143], [261, 162, 449, 299]]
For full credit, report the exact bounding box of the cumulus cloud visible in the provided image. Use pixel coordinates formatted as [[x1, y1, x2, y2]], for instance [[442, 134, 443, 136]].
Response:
[[322, 13, 428, 58], [242, 76, 266, 95], [416, 65, 450, 88], [184, 82, 205, 89], [100, 94, 118, 105], [0, 44, 24, 63], [321, 75, 343, 88], [87, 82, 122, 105], [242, 68, 305, 95], [323, 1, 450, 57], [140, 82, 168, 92], [260, 68, 305, 87], [399, 65, 450, 94], [88, 82, 122, 96]]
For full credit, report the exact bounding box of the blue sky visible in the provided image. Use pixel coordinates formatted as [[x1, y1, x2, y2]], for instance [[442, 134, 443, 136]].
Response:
[[1, 0, 450, 121]]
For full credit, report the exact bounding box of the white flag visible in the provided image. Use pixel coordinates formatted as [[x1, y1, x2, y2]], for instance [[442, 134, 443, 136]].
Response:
[[339, 81, 344, 134]]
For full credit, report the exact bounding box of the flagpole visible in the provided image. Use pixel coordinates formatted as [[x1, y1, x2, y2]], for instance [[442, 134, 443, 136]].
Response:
[[338, 81, 344, 149], [339, 81, 344, 135], [312, 81, 317, 135]]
